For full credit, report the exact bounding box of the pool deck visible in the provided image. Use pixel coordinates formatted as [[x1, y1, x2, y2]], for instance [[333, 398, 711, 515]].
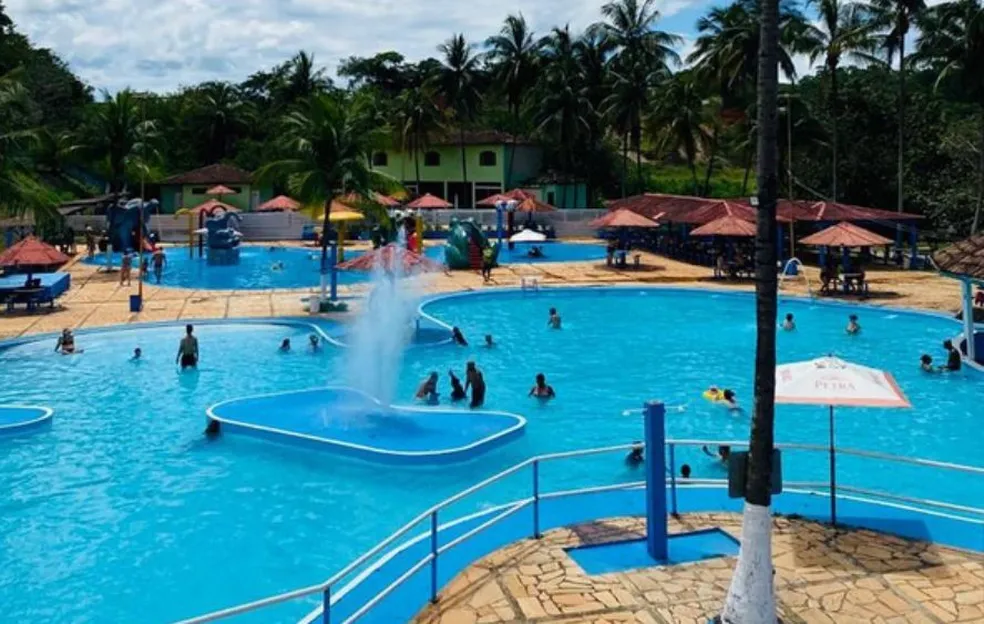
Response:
[[413, 513, 984, 624], [0, 240, 968, 340]]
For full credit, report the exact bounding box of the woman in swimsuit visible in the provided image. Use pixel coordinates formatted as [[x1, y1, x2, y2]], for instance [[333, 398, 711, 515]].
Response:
[[528, 373, 556, 399], [55, 328, 77, 354], [415, 372, 439, 402]]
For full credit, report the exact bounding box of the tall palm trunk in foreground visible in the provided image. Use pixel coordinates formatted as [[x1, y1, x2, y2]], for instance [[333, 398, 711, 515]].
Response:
[[720, 0, 780, 618]]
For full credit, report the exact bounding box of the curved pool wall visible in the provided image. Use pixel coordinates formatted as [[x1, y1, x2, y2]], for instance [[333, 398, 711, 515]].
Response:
[[0, 405, 53, 434], [207, 387, 526, 464], [0, 286, 981, 624]]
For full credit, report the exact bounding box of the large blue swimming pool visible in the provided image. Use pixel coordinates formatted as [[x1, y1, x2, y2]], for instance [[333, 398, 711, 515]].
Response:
[[82, 242, 607, 290], [0, 288, 980, 622]]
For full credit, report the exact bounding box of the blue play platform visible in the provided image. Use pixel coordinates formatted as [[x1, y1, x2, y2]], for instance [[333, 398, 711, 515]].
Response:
[[0, 405, 53, 434]]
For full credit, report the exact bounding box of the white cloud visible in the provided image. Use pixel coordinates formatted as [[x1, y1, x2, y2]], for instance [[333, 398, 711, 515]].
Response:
[[8, 0, 685, 93]]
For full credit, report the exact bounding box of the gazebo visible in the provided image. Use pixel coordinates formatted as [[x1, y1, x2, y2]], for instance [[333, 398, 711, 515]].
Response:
[[931, 234, 984, 365]]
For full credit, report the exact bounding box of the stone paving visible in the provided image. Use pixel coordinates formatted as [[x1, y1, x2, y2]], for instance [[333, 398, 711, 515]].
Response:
[[412, 513, 984, 624], [0, 240, 968, 340]]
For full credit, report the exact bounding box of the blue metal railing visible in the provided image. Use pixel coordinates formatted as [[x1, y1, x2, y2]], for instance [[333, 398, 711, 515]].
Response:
[[175, 440, 984, 624]]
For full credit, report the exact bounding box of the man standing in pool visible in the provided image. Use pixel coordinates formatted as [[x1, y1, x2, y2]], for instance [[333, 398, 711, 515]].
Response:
[[942, 339, 962, 371], [176, 324, 199, 369], [152, 248, 167, 284], [548, 308, 562, 329], [464, 361, 486, 408]]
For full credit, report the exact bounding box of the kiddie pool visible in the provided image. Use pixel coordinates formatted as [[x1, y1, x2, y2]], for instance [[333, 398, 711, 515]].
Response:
[[0, 287, 980, 623]]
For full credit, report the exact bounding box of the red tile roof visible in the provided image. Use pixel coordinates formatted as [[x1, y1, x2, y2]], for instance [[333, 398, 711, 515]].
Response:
[[689, 215, 757, 237], [932, 234, 984, 281], [799, 222, 894, 247]]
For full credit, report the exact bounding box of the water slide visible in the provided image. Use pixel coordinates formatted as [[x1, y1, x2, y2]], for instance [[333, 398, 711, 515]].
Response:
[[444, 218, 499, 270]]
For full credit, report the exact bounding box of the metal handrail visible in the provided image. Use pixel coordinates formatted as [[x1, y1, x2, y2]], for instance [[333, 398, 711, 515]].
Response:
[[176, 439, 983, 624]]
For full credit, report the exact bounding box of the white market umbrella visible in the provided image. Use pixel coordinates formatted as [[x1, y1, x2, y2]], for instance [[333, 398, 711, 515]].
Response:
[[509, 228, 547, 243], [775, 356, 910, 524]]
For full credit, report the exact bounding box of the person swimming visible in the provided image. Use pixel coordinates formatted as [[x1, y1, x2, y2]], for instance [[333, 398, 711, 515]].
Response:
[[680, 464, 692, 479], [452, 326, 468, 346], [271, 261, 285, 271], [176, 324, 199, 369], [846, 314, 861, 335], [131, 347, 142, 360], [204, 419, 221, 437], [703, 444, 731, 463], [465, 361, 486, 408], [625, 442, 644, 468], [484, 334, 495, 348], [54, 328, 79, 355], [528, 373, 556, 399], [449, 370, 467, 401], [721, 389, 739, 410], [781, 313, 796, 331], [943, 339, 962, 371], [309, 334, 321, 351], [415, 372, 439, 402], [548, 307, 562, 329], [920, 354, 940, 373], [279, 338, 291, 352]]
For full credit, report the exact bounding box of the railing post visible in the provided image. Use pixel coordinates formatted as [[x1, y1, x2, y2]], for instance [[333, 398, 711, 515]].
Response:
[[430, 511, 439, 604], [644, 401, 668, 561], [668, 443, 678, 516], [321, 586, 330, 624], [532, 459, 541, 539]]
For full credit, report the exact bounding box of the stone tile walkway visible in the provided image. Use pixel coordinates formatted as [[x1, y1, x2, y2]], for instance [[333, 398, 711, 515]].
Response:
[[413, 513, 984, 624]]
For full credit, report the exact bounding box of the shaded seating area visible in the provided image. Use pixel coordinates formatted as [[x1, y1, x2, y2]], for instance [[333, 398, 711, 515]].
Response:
[[589, 209, 660, 269], [931, 234, 984, 365], [800, 222, 894, 297], [0, 236, 72, 312]]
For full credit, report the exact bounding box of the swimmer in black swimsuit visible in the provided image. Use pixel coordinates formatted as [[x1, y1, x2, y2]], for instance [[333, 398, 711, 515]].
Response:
[[452, 326, 468, 346], [943, 339, 962, 371], [465, 361, 486, 408], [625, 442, 644, 468], [449, 370, 467, 401], [279, 338, 291, 352]]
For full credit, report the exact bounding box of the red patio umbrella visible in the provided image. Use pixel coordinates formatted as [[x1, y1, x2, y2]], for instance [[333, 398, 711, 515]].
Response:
[[205, 185, 236, 197], [256, 195, 300, 212], [182, 199, 238, 216], [0, 236, 70, 273], [476, 188, 536, 207], [799, 222, 894, 247], [337, 243, 444, 274], [689, 215, 757, 237], [515, 196, 557, 213], [373, 193, 402, 207], [407, 193, 452, 210], [590, 209, 662, 228]]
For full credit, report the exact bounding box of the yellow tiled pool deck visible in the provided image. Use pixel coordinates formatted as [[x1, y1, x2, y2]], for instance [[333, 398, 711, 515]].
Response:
[[0, 241, 968, 340], [413, 514, 984, 624]]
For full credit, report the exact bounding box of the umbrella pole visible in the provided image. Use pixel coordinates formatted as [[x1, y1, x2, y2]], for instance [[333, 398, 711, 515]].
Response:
[[829, 404, 837, 527]]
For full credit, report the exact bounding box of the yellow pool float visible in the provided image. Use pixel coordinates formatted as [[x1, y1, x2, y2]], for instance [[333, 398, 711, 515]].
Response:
[[703, 387, 724, 402]]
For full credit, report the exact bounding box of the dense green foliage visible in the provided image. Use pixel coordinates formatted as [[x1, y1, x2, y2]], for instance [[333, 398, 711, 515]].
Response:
[[1, 0, 982, 236]]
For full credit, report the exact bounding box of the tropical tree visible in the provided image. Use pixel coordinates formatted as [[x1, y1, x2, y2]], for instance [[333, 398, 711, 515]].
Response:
[[535, 26, 593, 207], [486, 14, 540, 186], [868, 0, 926, 219], [593, 0, 681, 194], [0, 68, 55, 218], [281, 51, 333, 105], [432, 34, 483, 203], [394, 86, 441, 194], [720, 0, 781, 620], [801, 0, 880, 200], [75, 89, 160, 194], [258, 94, 385, 304], [190, 82, 253, 162], [646, 72, 709, 195], [916, 0, 984, 233]]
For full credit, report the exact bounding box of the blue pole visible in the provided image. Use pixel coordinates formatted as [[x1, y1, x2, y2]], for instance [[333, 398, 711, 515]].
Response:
[[322, 587, 331, 624], [532, 460, 540, 538], [430, 511, 439, 603], [496, 203, 504, 248], [776, 224, 785, 265], [908, 224, 918, 268], [329, 242, 338, 301], [643, 401, 668, 561]]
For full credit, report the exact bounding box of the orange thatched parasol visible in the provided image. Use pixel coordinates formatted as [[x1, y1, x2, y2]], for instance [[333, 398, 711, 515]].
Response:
[[179, 199, 238, 216], [590, 209, 661, 228], [689, 215, 757, 237], [0, 236, 70, 269], [515, 196, 557, 213], [337, 244, 443, 274], [476, 189, 536, 207], [799, 222, 894, 247], [407, 193, 452, 210], [373, 193, 402, 207], [205, 185, 236, 196], [256, 195, 300, 212]]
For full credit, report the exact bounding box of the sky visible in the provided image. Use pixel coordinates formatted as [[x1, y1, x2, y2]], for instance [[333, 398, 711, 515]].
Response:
[[6, 0, 823, 94]]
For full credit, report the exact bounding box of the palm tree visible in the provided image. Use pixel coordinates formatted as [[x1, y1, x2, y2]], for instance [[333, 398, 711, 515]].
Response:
[[394, 87, 441, 195], [593, 0, 681, 194], [0, 69, 55, 218], [257, 94, 385, 304], [76, 89, 159, 195], [432, 34, 483, 206], [720, 0, 781, 619], [192, 82, 252, 162], [868, 0, 926, 219], [486, 14, 541, 187], [281, 51, 332, 106], [916, 0, 984, 234], [645, 72, 709, 195], [801, 0, 880, 200], [535, 26, 593, 208]]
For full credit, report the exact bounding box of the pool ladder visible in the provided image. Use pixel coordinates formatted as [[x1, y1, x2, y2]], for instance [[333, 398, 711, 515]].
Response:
[[521, 277, 540, 292]]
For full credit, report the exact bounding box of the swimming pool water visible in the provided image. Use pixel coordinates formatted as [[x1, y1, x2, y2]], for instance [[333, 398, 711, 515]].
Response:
[[82, 242, 606, 290], [0, 289, 980, 623]]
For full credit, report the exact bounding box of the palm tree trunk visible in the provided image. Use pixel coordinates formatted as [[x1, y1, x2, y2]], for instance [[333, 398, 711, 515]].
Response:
[[689, 159, 700, 196], [319, 197, 332, 305], [459, 126, 468, 207], [621, 133, 629, 198], [830, 63, 839, 201], [633, 121, 643, 195], [973, 107, 984, 235], [896, 35, 906, 245], [414, 130, 422, 195], [703, 124, 720, 197], [720, 0, 780, 618], [741, 146, 753, 196], [505, 107, 518, 190]]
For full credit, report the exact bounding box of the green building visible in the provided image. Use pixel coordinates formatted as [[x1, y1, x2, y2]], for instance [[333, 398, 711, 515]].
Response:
[[159, 164, 273, 213], [370, 131, 587, 209]]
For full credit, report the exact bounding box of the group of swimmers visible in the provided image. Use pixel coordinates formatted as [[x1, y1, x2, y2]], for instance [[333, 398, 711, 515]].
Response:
[[278, 335, 322, 353], [119, 248, 168, 285], [921, 339, 963, 373], [780, 312, 860, 335], [625, 443, 731, 479]]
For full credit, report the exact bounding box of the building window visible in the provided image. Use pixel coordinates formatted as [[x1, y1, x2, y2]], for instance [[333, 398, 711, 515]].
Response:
[[424, 151, 441, 167], [372, 151, 388, 167], [479, 150, 496, 167], [547, 191, 556, 206], [191, 187, 208, 195]]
